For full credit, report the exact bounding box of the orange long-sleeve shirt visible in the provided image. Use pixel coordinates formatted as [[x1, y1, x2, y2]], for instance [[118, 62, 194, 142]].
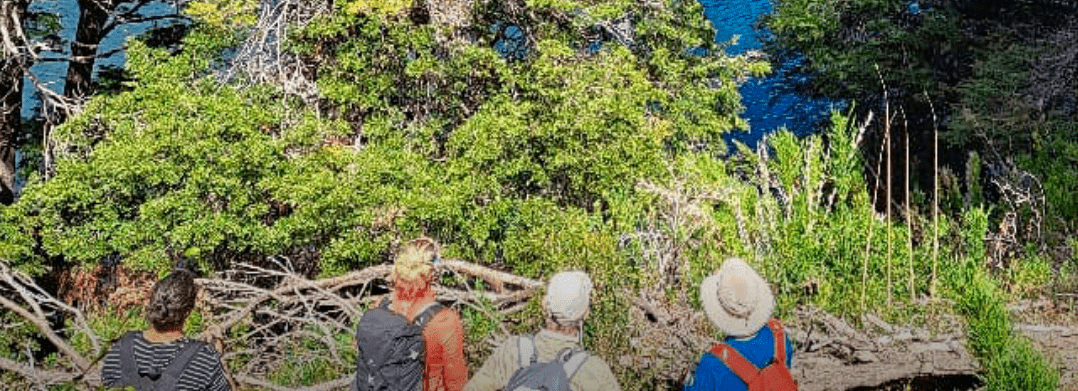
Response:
[[385, 294, 469, 391], [422, 309, 468, 391]]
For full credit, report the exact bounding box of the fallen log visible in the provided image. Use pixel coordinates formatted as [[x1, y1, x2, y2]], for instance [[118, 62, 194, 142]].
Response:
[[790, 306, 980, 391], [793, 339, 980, 391]]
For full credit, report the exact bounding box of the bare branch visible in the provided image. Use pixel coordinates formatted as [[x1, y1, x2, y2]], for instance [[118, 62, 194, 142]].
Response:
[[0, 294, 90, 371]]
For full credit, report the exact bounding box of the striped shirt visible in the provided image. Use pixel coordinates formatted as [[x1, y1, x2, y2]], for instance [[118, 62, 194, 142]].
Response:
[[101, 331, 230, 391]]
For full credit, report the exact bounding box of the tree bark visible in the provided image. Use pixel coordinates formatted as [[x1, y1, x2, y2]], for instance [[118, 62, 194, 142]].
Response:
[[0, 0, 30, 204], [0, 57, 19, 205], [64, 0, 110, 99]]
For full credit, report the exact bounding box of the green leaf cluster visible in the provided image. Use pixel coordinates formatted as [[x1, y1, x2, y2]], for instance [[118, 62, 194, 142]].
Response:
[[768, 0, 963, 97]]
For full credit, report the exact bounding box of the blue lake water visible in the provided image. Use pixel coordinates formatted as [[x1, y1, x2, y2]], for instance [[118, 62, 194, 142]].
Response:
[[699, 0, 846, 149], [20, 0, 182, 119]]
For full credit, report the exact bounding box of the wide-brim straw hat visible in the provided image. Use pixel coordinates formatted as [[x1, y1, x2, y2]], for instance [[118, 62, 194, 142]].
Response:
[[700, 257, 774, 338]]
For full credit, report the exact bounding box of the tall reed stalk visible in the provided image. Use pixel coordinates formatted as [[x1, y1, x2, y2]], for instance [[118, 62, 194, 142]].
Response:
[[904, 108, 914, 302], [926, 91, 940, 297], [860, 65, 892, 312], [860, 115, 887, 312], [879, 65, 894, 306]]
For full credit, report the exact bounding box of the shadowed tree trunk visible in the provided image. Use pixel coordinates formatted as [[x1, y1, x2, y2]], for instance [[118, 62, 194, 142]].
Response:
[[0, 58, 19, 205], [0, 0, 31, 205], [63, 0, 110, 99]]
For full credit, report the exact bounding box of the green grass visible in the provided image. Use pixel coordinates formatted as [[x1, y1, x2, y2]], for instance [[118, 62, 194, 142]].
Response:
[[266, 325, 355, 386], [957, 268, 1059, 391]]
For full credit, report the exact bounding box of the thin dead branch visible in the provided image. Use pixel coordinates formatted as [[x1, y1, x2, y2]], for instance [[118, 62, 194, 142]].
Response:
[[218, 0, 329, 107]]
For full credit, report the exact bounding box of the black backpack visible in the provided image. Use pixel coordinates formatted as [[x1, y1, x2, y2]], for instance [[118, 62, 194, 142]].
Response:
[[352, 299, 443, 391], [117, 331, 206, 390], [503, 335, 589, 391]]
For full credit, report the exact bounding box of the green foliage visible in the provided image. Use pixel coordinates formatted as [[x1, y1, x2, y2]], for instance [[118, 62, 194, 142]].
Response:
[[949, 30, 1078, 248], [70, 307, 148, 358], [962, 205, 989, 265], [948, 207, 1060, 390], [7, 44, 289, 270], [982, 338, 1059, 391], [768, 0, 964, 98], [25, 12, 63, 43], [339, 0, 412, 16], [0, 310, 40, 372], [665, 110, 940, 320], [1003, 254, 1051, 298], [461, 291, 502, 360], [955, 265, 1059, 391], [1018, 121, 1078, 236], [949, 40, 1039, 147], [186, 0, 258, 29], [267, 324, 354, 386]]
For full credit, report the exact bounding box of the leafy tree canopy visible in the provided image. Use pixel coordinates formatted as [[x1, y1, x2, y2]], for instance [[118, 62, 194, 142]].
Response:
[[0, 0, 769, 278]]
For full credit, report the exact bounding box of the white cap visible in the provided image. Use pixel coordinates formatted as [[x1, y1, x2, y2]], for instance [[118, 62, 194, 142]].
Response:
[[543, 271, 593, 323]]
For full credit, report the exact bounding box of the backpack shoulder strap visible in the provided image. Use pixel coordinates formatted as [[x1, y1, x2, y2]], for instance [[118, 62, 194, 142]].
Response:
[[156, 339, 207, 390], [767, 319, 786, 365], [118, 331, 141, 386], [413, 301, 444, 328], [710, 343, 760, 385], [560, 348, 589, 380], [517, 334, 537, 368]]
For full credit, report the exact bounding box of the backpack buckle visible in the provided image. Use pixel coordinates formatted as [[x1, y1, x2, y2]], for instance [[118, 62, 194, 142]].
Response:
[[139, 367, 163, 381]]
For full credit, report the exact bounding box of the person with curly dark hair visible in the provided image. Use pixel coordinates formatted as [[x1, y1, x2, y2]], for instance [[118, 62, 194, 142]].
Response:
[[101, 269, 230, 390]]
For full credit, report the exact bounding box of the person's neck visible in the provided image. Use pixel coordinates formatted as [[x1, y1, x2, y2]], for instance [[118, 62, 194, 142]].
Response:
[[392, 288, 436, 318], [393, 287, 435, 304], [544, 320, 580, 338], [729, 334, 757, 342], [145, 327, 185, 343]]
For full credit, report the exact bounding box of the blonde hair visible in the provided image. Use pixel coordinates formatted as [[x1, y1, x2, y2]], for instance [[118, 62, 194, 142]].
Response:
[[391, 237, 439, 296]]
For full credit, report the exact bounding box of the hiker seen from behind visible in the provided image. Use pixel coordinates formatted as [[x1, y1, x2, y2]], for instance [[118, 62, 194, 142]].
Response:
[[464, 270, 621, 391], [684, 257, 797, 391], [352, 237, 468, 391], [101, 269, 231, 391]]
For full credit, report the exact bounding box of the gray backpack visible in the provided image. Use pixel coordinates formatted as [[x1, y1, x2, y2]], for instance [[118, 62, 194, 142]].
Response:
[[352, 299, 443, 391], [504, 335, 589, 391], [117, 331, 206, 390]]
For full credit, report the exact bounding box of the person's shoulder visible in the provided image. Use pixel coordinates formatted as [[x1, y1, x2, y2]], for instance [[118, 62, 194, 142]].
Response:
[[482, 334, 528, 362], [571, 352, 620, 391], [424, 305, 464, 342], [183, 338, 223, 358], [578, 352, 615, 373], [683, 350, 733, 390], [430, 305, 462, 325], [117, 330, 144, 343], [696, 348, 729, 372]]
